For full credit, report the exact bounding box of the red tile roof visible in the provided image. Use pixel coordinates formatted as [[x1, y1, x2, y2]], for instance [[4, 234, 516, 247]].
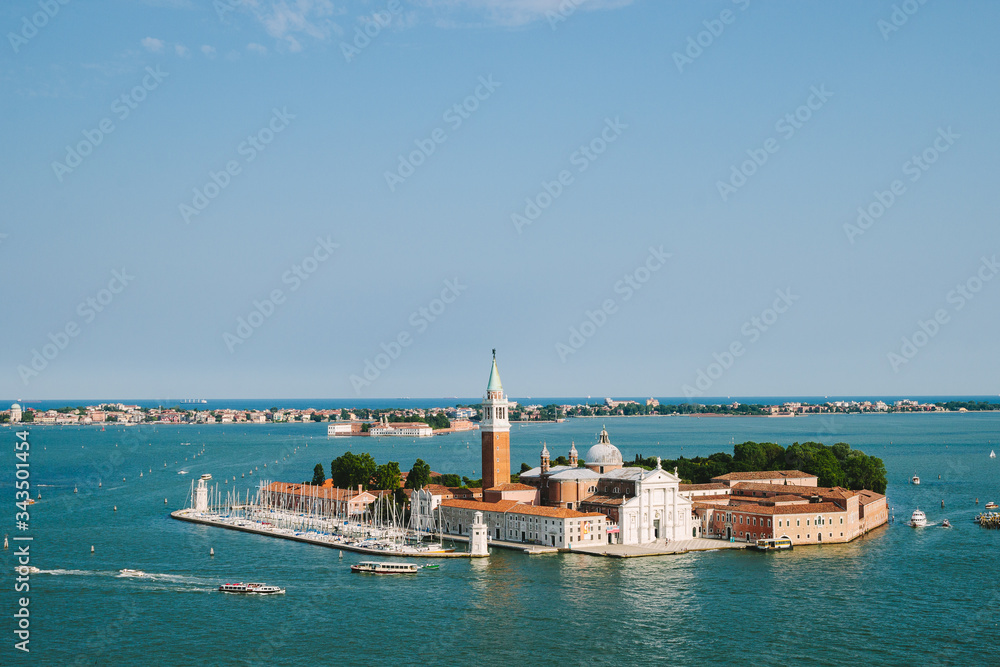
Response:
[[713, 470, 816, 481], [732, 482, 856, 499], [440, 498, 603, 519], [679, 483, 730, 491], [486, 483, 536, 492]]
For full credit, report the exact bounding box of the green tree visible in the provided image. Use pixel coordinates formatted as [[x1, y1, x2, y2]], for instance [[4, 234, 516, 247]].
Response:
[[331, 452, 377, 490], [311, 463, 326, 486], [340, 409, 350, 420], [405, 459, 432, 490], [373, 461, 402, 490], [426, 413, 451, 430], [519, 462, 531, 473], [733, 441, 766, 471], [438, 473, 462, 487], [21, 411, 34, 423]]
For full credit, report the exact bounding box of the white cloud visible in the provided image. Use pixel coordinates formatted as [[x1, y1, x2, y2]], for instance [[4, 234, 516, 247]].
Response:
[[247, 42, 268, 55], [243, 0, 342, 52], [141, 37, 165, 52], [201, 45, 217, 57], [416, 0, 634, 27], [175, 44, 190, 57]]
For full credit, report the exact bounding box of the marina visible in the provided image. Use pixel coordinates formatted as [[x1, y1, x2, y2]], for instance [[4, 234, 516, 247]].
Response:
[[171, 475, 476, 559]]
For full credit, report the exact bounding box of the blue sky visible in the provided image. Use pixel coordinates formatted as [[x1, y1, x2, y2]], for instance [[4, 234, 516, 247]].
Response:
[[2, 0, 999, 400]]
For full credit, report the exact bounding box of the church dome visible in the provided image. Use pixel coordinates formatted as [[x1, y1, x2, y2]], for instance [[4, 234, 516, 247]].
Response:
[[11, 403, 21, 410], [585, 427, 622, 466]]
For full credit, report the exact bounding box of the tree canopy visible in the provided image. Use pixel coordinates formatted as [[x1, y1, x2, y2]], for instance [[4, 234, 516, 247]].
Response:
[[331, 452, 377, 490], [632, 440, 887, 493], [373, 461, 401, 491], [404, 459, 432, 490], [311, 463, 326, 486]]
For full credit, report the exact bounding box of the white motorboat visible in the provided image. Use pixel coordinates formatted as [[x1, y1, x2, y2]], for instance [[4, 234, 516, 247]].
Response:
[[218, 582, 285, 595], [350, 561, 419, 575], [14, 566, 41, 574], [909, 509, 928, 527], [118, 569, 147, 577], [911, 474, 920, 485]]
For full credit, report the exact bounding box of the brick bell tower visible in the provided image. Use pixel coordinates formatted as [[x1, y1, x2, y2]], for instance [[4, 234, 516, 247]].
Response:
[[481, 349, 511, 489]]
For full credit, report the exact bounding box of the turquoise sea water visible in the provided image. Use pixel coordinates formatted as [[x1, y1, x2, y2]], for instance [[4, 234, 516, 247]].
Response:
[[3, 413, 999, 666]]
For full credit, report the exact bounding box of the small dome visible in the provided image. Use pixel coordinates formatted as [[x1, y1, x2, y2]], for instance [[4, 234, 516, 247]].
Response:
[[11, 403, 21, 410], [585, 427, 622, 466]]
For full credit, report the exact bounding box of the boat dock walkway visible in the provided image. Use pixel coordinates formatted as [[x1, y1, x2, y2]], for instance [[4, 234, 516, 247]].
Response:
[[170, 510, 478, 558], [444, 533, 746, 557], [572, 537, 748, 558], [443, 533, 561, 555]]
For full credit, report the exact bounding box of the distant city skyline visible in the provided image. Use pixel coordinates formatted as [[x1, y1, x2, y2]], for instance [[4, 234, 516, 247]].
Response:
[[3, 1, 999, 400]]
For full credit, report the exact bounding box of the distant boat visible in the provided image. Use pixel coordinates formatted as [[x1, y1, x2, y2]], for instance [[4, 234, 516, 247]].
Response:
[[218, 582, 284, 595], [941, 519, 951, 528], [909, 509, 928, 527], [351, 561, 419, 575], [119, 569, 147, 577], [986, 502, 999, 510], [911, 474, 920, 485], [991, 450, 996, 459]]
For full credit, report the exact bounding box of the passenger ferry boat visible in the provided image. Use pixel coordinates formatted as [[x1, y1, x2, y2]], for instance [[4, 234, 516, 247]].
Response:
[[218, 582, 285, 595], [985, 502, 998, 510], [350, 561, 419, 575], [909, 509, 928, 527], [753, 537, 793, 551]]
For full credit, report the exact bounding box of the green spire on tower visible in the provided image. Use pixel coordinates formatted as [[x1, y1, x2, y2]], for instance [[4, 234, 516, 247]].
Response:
[[487, 353, 503, 392]]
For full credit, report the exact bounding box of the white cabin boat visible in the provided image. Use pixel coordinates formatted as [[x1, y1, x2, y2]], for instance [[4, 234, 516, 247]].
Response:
[[118, 569, 147, 577], [218, 582, 285, 595], [911, 474, 920, 485], [753, 536, 793, 551], [909, 509, 927, 527], [350, 561, 419, 575]]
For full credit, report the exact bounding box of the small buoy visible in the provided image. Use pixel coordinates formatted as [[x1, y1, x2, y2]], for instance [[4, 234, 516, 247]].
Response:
[[113, 505, 117, 512], [941, 499, 945, 507], [91, 545, 94, 553], [123, 477, 126, 482], [74, 486, 78, 494], [140, 472, 143, 477], [210, 547, 214, 557], [3, 535, 8, 550], [242, 473, 245, 478], [164, 498, 168, 504], [339, 550, 343, 559], [99, 481, 102, 488]]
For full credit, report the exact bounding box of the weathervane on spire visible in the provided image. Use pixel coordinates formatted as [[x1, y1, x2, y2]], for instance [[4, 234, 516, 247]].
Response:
[[492, 348, 496, 359]]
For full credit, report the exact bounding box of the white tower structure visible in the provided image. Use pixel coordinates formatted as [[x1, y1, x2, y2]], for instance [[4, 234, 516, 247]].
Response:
[[194, 474, 211, 512], [470, 511, 488, 557], [10, 404, 22, 423]]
